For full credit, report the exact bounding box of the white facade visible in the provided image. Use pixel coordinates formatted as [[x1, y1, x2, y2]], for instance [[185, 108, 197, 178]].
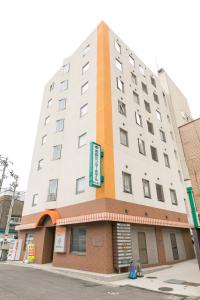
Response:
[[109, 29, 189, 214], [24, 30, 97, 215], [23, 23, 190, 220]]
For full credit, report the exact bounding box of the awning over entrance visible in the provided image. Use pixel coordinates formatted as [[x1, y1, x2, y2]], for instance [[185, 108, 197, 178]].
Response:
[[15, 210, 61, 231], [35, 210, 60, 227]]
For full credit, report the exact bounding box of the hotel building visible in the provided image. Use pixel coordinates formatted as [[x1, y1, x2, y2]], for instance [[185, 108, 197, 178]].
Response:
[[17, 22, 195, 273]]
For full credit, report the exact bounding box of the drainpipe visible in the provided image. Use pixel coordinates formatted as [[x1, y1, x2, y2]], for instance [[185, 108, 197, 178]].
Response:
[[186, 183, 200, 270], [187, 186, 199, 228]]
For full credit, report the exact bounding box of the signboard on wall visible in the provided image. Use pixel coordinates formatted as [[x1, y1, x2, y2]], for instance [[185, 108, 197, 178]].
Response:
[[89, 142, 104, 188], [7, 239, 22, 261], [54, 227, 66, 253], [113, 223, 132, 270], [27, 243, 35, 262], [15, 239, 22, 260]]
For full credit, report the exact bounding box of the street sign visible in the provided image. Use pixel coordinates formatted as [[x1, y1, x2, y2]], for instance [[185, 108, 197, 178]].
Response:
[[89, 142, 104, 188]]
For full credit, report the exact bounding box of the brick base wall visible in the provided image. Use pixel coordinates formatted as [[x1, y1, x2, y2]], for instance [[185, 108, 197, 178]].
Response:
[[53, 222, 114, 274], [18, 222, 195, 274]]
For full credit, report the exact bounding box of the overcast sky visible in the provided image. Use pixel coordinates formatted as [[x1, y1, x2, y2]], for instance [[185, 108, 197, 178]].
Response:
[[0, 0, 199, 191]]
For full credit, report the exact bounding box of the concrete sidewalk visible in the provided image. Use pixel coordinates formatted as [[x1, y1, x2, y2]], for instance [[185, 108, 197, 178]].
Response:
[[5, 259, 200, 297], [113, 259, 200, 297]]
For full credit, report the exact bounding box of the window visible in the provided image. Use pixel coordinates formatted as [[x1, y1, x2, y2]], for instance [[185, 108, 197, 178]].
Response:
[[138, 232, 148, 264], [44, 116, 50, 125], [53, 145, 62, 160], [47, 179, 58, 202], [56, 119, 64, 132], [142, 179, 151, 198], [60, 80, 68, 92], [37, 159, 44, 170], [139, 65, 145, 75], [133, 91, 140, 104], [170, 131, 174, 140], [115, 41, 121, 53], [160, 129, 166, 142], [151, 76, 156, 87], [135, 112, 142, 126], [80, 103, 88, 117], [164, 153, 170, 168], [50, 82, 54, 92], [118, 100, 126, 116], [174, 149, 178, 159], [76, 177, 85, 194], [78, 133, 87, 148], [181, 111, 191, 121], [170, 189, 178, 205], [144, 100, 151, 113], [153, 92, 159, 104], [141, 82, 148, 94], [58, 98, 66, 111], [82, 62, 89, 74], [170, 233, 179, 260], [117, 78, 124, 92], [62, 63, 70, 73], [178, 170, 182, 182], [41, 135, 47, 145], [151, 146, 158, 161], [24, 233, 34, 251], [138, 138, 146, 155], [120, 128, 128, 146], [115, 59, 122, 71], [156, 110, 162, 121], [70, 227, 86, 253], [156, 184, 165, 202], [129, 55, 135, 66], [163, 92, 167, 106], [122, 172, 132, 194], [47, 98, 53, 108], [32, 194, 38, 206], [147, 121, 154, 135], [131, 72, 137, 85], [81, 82, 89, 94], [83, 44, 90, 56]]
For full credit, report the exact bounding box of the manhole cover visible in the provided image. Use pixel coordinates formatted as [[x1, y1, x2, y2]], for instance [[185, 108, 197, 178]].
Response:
[[146, 276, 157, 279], [165, 279, 185, 285], [164, 279, 200, 287], [158, 287, 174, 292]]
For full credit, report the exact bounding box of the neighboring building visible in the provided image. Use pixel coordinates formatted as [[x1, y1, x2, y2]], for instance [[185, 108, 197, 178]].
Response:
[[17, 22, 194, 273], [179, 119, 200, 214], [0, 191, 24, 245]]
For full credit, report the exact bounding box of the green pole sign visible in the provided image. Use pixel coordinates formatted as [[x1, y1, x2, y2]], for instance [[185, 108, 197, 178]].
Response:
[[187, 186, 199, 228], [89, 142, 104, 188]]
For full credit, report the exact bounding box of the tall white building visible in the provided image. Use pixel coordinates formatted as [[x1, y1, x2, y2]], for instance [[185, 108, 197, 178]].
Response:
[[17, 22, 194, 273]]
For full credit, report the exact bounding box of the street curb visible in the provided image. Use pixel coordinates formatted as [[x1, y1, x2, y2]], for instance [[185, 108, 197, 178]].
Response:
[[3, 261, 172, 282]]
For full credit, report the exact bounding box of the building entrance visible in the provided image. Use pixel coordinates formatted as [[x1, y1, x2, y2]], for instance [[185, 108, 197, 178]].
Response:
[[43, 226, 55, 263]]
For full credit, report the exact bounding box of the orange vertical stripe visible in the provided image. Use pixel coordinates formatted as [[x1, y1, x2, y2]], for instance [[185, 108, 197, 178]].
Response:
[[96, 22, 115, 199]]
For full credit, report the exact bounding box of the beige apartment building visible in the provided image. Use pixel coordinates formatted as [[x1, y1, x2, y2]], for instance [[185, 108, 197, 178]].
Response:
[[16, 22, 195, 273], [179, 119, 200, 214]]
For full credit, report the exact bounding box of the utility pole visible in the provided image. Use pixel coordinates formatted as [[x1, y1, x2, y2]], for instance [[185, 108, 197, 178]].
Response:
[[0, 174, 19, 261], [0, 156, 9, 192]]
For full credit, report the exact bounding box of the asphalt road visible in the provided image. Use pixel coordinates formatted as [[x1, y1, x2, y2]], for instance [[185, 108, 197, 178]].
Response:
[[0, 264, 181, 300]]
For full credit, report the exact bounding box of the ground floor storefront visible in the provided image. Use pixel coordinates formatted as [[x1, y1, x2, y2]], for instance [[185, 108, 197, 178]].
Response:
[[16, 199, 195, 274]]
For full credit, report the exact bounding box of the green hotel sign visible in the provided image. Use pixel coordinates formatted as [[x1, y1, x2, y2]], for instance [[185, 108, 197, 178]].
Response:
[[89, 142, 104, 188]]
